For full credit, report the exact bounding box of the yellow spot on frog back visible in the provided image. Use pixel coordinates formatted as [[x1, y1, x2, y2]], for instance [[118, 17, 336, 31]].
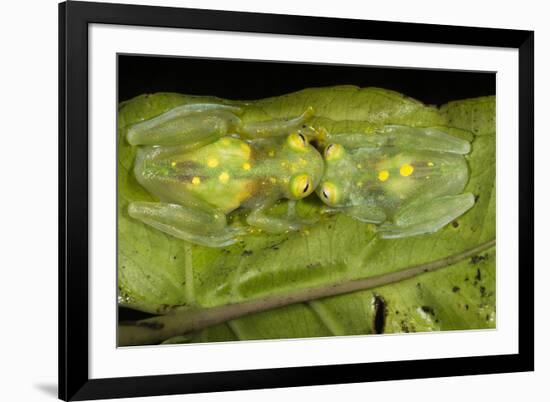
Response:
[[171, 161, 177, 167], [219, 171, 230, 184], [428, 162, 434, 167], [378, 170, 390, 182], [240, 142, 251, 157], [400, 163, 414, 177], [191, 176, 201, 185], [242, 162, 251, 171], [207, 158, 219, 168]]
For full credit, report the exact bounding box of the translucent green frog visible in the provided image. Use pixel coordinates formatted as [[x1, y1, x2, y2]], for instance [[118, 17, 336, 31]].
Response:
[[126, 103, 324, 247], [316, 125, 475, 238]]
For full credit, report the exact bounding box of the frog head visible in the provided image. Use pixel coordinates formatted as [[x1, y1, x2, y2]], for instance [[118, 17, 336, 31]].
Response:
[[316, 143, 354, 207], [277, 132, 324, 201]]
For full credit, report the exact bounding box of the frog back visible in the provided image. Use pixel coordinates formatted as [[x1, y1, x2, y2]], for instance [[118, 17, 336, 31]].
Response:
[[349, 147, 469, 216], [135, 137, 255, 213]]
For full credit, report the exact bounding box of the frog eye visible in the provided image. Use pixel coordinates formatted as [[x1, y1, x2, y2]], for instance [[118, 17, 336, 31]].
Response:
[[289, 173, 314, 199], [324, 143, 345, 161], [287, 132, 308, 151], [319, 182, 341, 205]]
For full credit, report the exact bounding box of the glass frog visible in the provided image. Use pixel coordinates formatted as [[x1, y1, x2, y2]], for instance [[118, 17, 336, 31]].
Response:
[[316, 125, 475, 238], [126, 102, 324, 247]]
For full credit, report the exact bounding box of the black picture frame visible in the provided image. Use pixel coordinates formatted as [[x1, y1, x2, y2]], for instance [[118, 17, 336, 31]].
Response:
[[59, 1, 534, 400]]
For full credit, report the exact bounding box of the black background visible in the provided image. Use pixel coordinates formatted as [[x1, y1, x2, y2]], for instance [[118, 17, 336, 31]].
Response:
[[118, 54, 495, 321], [118, 55, 495, 105]]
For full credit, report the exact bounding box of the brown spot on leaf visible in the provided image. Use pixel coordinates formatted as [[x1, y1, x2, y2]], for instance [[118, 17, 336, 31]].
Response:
[[373, 295, 386, 334], [421, 306, 435, 316]]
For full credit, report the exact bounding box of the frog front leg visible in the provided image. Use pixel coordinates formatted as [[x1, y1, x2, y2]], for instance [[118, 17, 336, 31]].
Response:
[[238, 107, 315, 139], [344, 204, 386, 224], [127, 200, 247, 247], [320, 203, 386, 224], [377, 193, 475, 239], [127, 103, 243, 146], [246, 200, 317, 234]]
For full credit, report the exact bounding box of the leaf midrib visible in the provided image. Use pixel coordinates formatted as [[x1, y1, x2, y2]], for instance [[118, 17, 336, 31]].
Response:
[[118, 239, 495, 346]]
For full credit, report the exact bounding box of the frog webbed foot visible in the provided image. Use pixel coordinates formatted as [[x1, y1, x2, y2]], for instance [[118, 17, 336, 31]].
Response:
[[128, 201, 246, 247], [377, 193, 475, 239]]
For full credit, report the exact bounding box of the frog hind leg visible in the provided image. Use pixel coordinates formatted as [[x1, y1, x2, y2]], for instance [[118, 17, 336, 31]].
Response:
[[377, 193, 475, 239], [246, 200, 318, 234], [127, 103, 243, 146], [134, 138, 220, 166], [128, 201, 246, 247], [330, 126, 471, 154], [377, 125, 472, 154]]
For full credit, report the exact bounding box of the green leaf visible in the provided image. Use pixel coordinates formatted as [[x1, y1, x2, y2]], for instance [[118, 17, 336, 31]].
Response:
[[117, 87, 495, 344]]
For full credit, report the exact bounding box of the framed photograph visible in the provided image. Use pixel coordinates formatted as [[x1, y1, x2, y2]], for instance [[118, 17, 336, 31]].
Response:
[[59, 1, 534, 400]]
